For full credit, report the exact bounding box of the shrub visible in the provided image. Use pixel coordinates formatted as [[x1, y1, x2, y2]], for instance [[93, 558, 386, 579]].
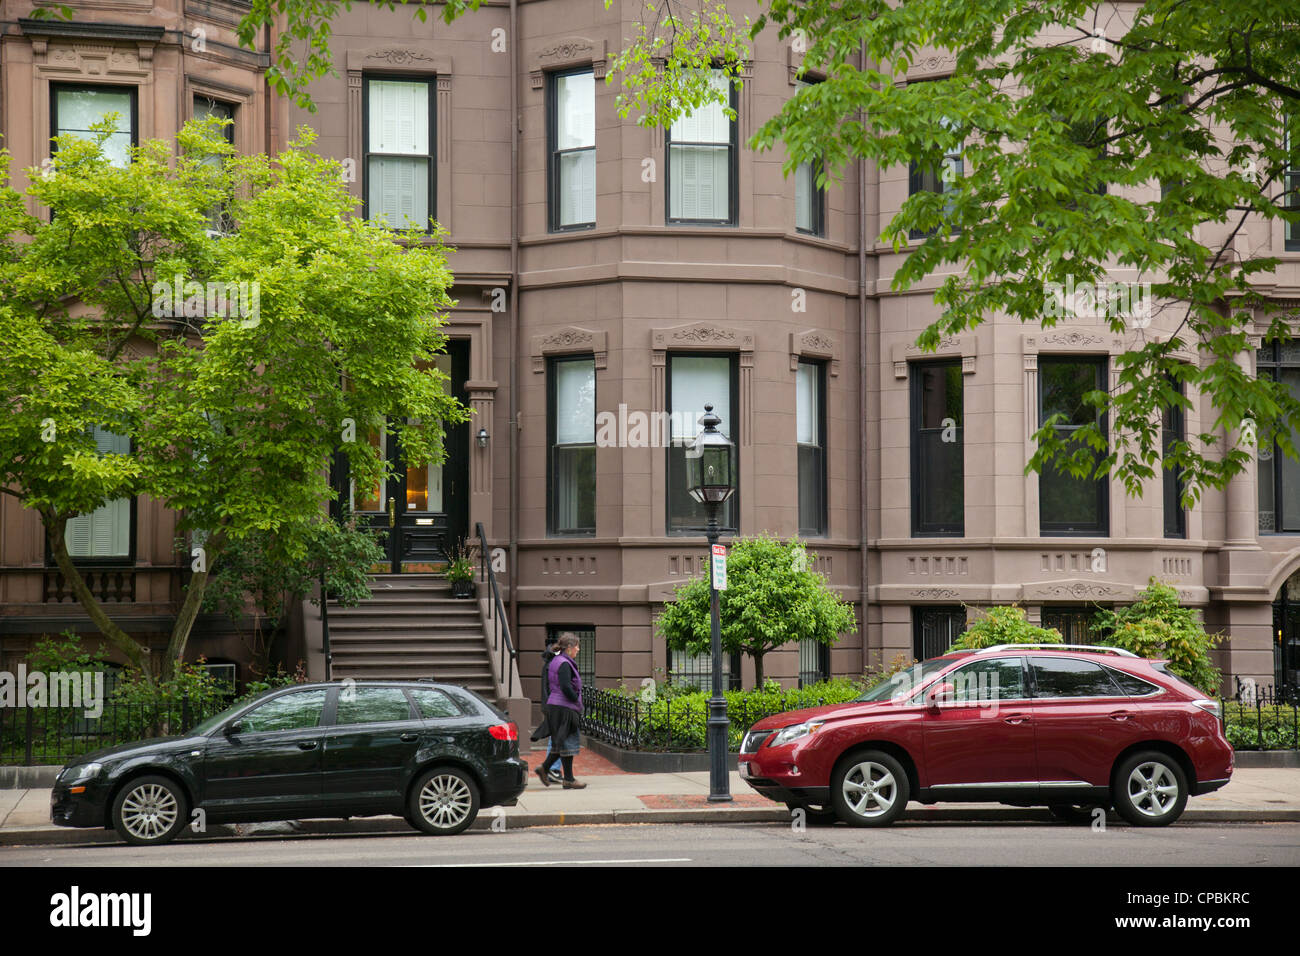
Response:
[[1223, 704, 1300, 751], [949, 606, 1062, 650], [108, 658, 231, 739], [1093, 579, 1223, 694]]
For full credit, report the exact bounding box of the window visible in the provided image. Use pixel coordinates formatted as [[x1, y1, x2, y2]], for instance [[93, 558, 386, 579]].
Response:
[[1042, 607, 1106, 645], [667, 69, 737, 224], [412, 688, 462, 719], [797, 360, 826, 535], [193, 96, 235, 233], [798, 639, 830, 687], [1039, 356, 1109, 535], [238, 690, 326, 732], [547, 625, 596, 687], [335, 687, 414, 725], [1105, 667, 1161, 697], [667, 354, 738, 534], [548, 356, 596, 535], [65, 428, 132, 560], [1162, 380, 1186, 538], [907, 115, 962, 239], [669, 647, 741, 691], [1029, 657, 1122, 698], [913, 606, 966, 660], [365, 76, 434, 229], [911, 361, 964, 535], [793, 80, 825, 236], [946, 657, 1026, 703], [549, 69, 595, 230], [1257, 342, 1300, 532], [52, 85, 136, 167], [1286, 117, 1299, 252]]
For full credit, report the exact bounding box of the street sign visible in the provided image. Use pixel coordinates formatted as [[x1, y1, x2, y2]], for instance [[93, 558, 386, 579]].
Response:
[[711, 543, 727, 590]]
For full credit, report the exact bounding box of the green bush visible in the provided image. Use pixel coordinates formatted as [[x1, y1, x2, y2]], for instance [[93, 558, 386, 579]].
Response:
[[949, 606, 1063, 650], [1223, 704, 1300, 751], [1093, 579, 1222, 694], [107, 658, 231, 739]]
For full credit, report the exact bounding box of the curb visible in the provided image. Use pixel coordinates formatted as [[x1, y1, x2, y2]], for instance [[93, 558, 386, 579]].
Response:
[[3, 806, 1298, 847]]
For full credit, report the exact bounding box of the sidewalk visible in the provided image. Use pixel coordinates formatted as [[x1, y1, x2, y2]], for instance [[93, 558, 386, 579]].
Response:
[[3, 754, 1299, 847]]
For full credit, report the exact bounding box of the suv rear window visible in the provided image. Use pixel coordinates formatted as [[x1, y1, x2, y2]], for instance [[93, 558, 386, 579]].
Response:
[[1149, 661, 1204, 697], [1104, 665, 1162, 697]]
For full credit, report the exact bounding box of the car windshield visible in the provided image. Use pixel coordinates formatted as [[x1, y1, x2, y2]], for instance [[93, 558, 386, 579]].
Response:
[[188, 699, 251, 737], [856, 659, 953, 702]]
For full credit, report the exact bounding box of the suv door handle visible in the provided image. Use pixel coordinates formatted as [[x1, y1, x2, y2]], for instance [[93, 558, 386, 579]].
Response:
[[1108, 711, 1132, 721], [1003, 714, 1030, 725], [400, 733, 418, 742], [298, 740, 319, 750]]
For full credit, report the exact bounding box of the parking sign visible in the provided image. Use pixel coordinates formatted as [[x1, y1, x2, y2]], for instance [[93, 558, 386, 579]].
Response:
[[711, 543, 727, 590]]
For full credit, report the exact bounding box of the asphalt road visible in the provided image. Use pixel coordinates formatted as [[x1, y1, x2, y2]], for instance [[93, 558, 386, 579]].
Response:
[[3, 821, 1299, 866]]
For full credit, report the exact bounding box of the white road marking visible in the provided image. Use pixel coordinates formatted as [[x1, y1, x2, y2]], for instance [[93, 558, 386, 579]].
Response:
[[413, 857, 692, 867]]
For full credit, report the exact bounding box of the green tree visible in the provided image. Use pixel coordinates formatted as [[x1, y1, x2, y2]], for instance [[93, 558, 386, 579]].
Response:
[[1093, 579, 1223, 693], [0, 119, 467, 684], [949, 605, 1063, 651], [655, 535, 857, 687]]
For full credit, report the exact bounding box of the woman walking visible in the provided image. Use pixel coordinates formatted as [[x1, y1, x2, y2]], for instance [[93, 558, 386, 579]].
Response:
[[535, 633, 587, 789]]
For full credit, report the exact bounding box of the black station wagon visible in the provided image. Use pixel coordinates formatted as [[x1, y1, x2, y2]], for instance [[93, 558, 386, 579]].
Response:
[[50, 680, 529, 845]]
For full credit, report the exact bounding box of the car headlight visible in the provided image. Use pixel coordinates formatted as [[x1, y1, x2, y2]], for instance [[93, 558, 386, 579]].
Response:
[[61, 763, 102, 785], [770, 721, 826, 748]]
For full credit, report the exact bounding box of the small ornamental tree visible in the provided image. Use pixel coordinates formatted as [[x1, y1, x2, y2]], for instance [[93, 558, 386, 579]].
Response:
[[1093, 579, 1223, 694], [949, 606, 1063, 651], [655, 535, 857, 688]]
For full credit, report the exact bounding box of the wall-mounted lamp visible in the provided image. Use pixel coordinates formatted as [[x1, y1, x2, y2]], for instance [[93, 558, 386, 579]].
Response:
[[477, 427, 490, 448]]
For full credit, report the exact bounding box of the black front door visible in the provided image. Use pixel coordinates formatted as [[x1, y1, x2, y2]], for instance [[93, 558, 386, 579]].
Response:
[[338, 342, 470, 572]]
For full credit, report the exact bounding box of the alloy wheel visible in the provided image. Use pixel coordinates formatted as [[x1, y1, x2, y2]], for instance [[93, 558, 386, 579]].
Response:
[[120, 783, 180, 841], [418, 773, 473, 830], [1126, 761, 1180, 818], [840, 760, 898, 819]]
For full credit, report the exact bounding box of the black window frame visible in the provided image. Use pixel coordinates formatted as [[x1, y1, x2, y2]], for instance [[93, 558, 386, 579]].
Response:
[[1041, 606, 1109, 645], [797, 358, 827, 537], [362, 73, 437, 232], [192, 94, 237, 234], [45, 428, 138, 567], [797, 638, 831, 688], [793, 78, 826, 237], [906, 106, 963, 241], [1286, 116, 1300, 253], [1162, 377, 1187, 539], [51, 82, 139, 164], [1256, 341, 1300, 533], [912, 605, 967, 661], [910, 359, 965, 536], [1038, 355, 1110, 536], [547, 66, 597, 233], [546, 354, 597, 537], [665, 69, 739, 226], [666, 351, 740, 536]]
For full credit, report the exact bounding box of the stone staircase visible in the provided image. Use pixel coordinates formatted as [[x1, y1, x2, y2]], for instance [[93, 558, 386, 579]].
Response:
[[326, 574, 498, 701]]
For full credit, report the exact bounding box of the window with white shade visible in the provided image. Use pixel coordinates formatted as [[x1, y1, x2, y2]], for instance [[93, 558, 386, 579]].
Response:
[[794, 79, 825, 236], [797, 360, 826, 536], [365, 77, 434, 230], [52, 85, 136, 168], [549, 69, 596, 230], [65, 428, 132, 559], [667, 354, 737, 533], [193, 96, 235, 233], [549, 356, 596, 535], [667, 70, 736, 224]]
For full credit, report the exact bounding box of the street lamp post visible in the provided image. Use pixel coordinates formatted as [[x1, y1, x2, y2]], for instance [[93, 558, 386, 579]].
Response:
[[685, 403, 736, 802]]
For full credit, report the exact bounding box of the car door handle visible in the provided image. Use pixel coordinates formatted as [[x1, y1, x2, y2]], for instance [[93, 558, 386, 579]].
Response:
[[400, 733, 418, 742], [298, 740, 319, 750], [1003, 714, 1030, 725], [1108, 711, 1132, 721]]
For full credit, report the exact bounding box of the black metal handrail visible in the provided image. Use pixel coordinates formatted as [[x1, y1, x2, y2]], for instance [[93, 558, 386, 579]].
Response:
[[475, 521, 519, 698]]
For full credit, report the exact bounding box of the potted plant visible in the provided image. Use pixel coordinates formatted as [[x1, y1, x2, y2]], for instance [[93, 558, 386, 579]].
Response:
[[445, 541, 476, 598]]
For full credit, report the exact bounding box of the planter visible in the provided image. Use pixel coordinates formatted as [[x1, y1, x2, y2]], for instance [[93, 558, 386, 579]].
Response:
[[450, 579, 476, 599]]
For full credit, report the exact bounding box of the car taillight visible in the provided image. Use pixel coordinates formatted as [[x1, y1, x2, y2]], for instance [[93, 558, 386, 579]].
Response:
[[489, 723, 518, 741], [1192, 699, 1221, 719]]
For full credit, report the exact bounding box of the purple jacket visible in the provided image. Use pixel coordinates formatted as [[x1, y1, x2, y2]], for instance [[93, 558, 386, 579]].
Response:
[[546, 653, 583, 712]]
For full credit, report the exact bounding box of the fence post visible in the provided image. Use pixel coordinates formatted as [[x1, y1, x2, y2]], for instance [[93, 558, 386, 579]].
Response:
[[1256, 696, 1264, 749], [24, 703, 34, 767], [181, 692, 191, 731]]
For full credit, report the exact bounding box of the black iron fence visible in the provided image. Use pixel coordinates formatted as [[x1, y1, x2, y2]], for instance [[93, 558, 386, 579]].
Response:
[[1222, 688, 1300, 751], [0, 694, 228, 766]]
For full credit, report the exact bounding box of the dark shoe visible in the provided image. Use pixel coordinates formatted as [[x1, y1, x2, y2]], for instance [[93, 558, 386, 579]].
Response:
[[535, 766, 553, 787], [562, 779, 587, 790], [549, 767, 564, 782]]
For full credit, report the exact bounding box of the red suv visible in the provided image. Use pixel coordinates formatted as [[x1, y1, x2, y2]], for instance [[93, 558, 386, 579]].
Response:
[[738, 645, 1233, 827]]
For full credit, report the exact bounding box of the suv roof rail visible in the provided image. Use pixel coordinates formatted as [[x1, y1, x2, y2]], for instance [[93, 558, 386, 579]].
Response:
[[982, 643, 1138, 658]]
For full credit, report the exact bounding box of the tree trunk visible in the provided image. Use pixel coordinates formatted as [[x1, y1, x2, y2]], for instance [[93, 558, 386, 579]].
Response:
[[46, 513, 154, 685], [162, 528, 226, 681], [753, 651, 765, 690]]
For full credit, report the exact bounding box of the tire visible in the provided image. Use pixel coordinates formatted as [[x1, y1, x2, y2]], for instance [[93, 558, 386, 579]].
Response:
[[408, 767, 480, 836], [1048, 803, 1109, 824], [111, 775, 188, 846], [1112, 752, 1189, 827], [830, 751, 909, 827], [785, 802, 838, 826]]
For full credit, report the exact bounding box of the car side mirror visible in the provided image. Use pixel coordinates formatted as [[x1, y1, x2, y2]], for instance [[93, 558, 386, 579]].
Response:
[[925, 683, 956, 711], [225, 720, 244, 736]]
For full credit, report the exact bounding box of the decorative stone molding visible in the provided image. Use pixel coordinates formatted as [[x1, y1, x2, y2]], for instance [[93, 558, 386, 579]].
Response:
[[909, 588, 960, 600], [651, 321, 755, 445], [528, 38, 608, 88], [36, 40, 152, 78], [1023, 330, 1124, 354], [905, 52, 958, 80], [530, 326, 608, 372], [790, 330, 840, 376], [544, 589, 591, 600], [1022, 580, 1135, 601], [890, 334, 977, 378]]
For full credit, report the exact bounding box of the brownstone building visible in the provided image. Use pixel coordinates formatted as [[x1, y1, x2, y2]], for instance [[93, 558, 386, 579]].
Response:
[[2, 1, 1297, 714]]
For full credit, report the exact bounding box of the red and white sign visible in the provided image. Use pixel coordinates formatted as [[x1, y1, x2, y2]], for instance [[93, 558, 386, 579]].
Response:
[[711, 543, 727, 590]]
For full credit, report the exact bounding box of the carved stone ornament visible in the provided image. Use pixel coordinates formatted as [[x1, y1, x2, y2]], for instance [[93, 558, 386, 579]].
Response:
[[367, 49, 436, 66], [910, 588, 959, 599], [530, 326, 608, 372], [790, 330, 840, 375], [651, 323, 755, 351], [545, 589, 590, 600]]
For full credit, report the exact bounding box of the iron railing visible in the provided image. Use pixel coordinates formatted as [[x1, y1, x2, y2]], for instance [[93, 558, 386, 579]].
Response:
[[475, 521, 519, 698], [1221, 688, 1300, 751], [0, 693, 229, 766]]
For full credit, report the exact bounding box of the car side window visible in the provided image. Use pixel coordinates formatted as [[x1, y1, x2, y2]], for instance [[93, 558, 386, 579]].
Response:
[[411, 688, 461, 719], [1104, 666, 1162, 697], [239, 689, 327, 732], [335, 687, 414, 725], [946, 657, 1025, 702], [1031, 657, 1122, 698]]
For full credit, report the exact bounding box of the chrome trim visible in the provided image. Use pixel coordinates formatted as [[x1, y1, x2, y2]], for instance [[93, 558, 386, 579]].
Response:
[[929, 780, 1092, 791], [985, 644, 1137, 657]]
